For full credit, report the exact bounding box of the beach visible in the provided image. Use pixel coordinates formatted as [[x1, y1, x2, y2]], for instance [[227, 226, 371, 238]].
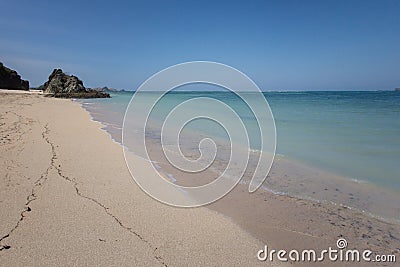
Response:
[[0, 91, 286, 266], [1, 90, 399, 266]]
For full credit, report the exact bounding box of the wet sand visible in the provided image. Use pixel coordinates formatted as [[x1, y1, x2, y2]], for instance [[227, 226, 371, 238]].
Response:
[[141, 134, 400, 266]]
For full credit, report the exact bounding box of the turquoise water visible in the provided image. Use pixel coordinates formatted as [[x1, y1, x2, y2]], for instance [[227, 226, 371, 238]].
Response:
[[268, 91, 400, 190], [81, 90, 400, 191]]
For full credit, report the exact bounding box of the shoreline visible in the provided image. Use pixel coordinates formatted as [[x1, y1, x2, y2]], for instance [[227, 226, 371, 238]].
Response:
[[77, 94, 400, 266], [0, 91, 285, 266], [80, 98, 400, 224]]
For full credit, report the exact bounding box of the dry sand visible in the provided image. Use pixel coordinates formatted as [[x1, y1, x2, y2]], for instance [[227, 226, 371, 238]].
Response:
[[1, 90, 399, 266]]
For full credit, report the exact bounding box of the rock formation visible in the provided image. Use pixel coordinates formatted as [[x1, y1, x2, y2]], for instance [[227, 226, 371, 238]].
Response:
[[395, 88, 400, 92], [0, 62, 29, 90], [39, 69, 110, 98]]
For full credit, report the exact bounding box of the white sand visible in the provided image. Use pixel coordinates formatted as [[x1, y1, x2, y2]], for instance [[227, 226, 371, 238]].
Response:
[[0, 91, 287, 266]]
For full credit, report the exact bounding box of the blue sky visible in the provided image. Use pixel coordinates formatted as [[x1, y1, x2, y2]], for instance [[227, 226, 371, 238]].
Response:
[[1, 0, 399, 90]]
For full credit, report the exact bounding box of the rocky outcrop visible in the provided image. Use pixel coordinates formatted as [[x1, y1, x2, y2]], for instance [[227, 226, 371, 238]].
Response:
[[395, 88, 400, 92], [0, 62, 29, 90], [40, 69, 85, 94], [39, 69, 110, 98]]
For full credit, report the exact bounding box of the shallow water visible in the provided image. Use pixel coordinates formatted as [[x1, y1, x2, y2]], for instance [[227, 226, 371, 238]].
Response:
[[78, 90, 400, 221]]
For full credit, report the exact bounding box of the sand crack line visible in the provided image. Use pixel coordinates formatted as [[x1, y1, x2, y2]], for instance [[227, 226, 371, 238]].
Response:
[[43, 126, 167, 266], [0, 124, 54, 251]]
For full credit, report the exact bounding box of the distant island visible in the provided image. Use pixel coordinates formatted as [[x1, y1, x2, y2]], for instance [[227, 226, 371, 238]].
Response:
[[89, 86, 125, 93], [395, 88, 400, 92]]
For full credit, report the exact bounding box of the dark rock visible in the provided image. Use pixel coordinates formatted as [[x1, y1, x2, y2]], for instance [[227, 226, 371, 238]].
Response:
[[0, 62, 29, 90], [46, 90, 110, 99], [40, 69, 85, 94], [395, 88, 400, 92], [39, 69, 110, 98]]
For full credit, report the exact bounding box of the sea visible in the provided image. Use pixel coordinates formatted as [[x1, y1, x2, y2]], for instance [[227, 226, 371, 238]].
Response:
[[78, 90, 400, 222]]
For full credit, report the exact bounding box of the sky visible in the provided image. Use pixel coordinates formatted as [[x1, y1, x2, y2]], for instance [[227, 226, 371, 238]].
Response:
[[0, 0, 399, 91]]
